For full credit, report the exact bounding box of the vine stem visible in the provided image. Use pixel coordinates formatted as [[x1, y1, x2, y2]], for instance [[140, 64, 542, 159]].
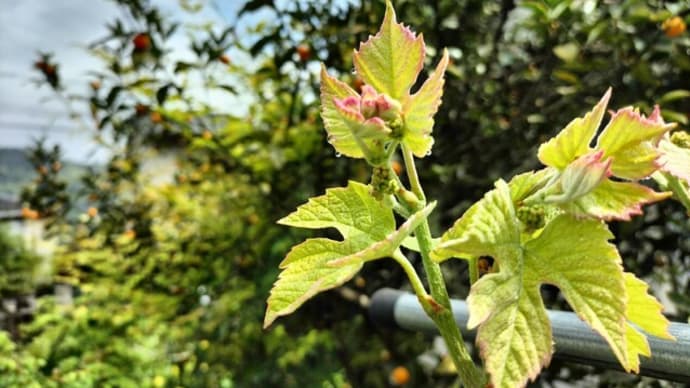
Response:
[[468, 256, 479, 285], [402, 144, 426, 202], [399, 144, 486, 387], [392, 250, 431, 307]]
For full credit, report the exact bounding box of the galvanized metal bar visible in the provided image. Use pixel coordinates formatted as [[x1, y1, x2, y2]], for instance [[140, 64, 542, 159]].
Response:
[[369, 288, 690, 383]]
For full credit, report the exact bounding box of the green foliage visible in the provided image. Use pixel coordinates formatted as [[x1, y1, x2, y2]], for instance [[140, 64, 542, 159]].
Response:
[[20, 139, 70, 228], [0, 228, 41, 296]]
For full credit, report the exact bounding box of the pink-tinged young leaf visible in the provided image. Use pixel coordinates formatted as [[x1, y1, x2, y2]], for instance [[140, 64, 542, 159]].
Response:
[[358, 117, 391, 139], [375, 92, 402, 121], [658, 134, 690, 186], [596, 107, 675, 180], [434, 181, 642, 386], [333, 96, 391, 141], [560, 180, 671, 221], [403, 49, 450, 157], [353, 0, 425, 100], [538, 89, 611, 169], [264, 182, 395, 328], [360, 85, 379, 118], [334, 96, 364, 122], [544, 151, 612, 204], [320, 65, 366, 158]]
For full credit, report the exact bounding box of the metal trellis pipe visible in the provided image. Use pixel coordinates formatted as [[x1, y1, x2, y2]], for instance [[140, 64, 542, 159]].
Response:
[[369, 288, 690, 383]]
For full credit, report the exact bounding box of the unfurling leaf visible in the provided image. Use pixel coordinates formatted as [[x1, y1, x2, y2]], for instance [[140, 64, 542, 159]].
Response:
[[431, 180, 659, 388], [353, 1, 425, 101], [320, 65, 367, 158], [264, 181, 428, 328], [320, 0, 449, 160], [535, 91, 674, 220], [543, 150, 611, 204]]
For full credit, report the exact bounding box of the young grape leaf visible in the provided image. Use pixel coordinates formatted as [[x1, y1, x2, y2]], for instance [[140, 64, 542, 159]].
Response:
[[538, 88, 610, 169], [402, 49, 449, 157], [596, 107, 676, 180], [658, 134, 690, 186], [543, 150, 612, 204], [327, 201, 436, 267], [559, 180, 671, 221], [430, 180, 520, 262], [432, 180, 644, 388], [509, 168, 556, 203], [353, 0, 425, 101], [320, 65, 367, 158], [535, 92, 673, 220], [264, 181, 426, 328], [623, 272, 675, 372]]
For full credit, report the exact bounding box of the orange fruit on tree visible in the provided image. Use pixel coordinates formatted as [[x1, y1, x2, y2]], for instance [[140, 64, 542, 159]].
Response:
[[22, 207, 39, 220], [296, 44, 311, 61], [132, 33, 151, 52], [389, 366, 411, 386], [662, 16, 686, 38]]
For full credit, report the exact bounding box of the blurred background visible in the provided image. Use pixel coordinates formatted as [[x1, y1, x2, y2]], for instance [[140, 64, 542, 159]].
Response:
[[0, 0, 688, 387]]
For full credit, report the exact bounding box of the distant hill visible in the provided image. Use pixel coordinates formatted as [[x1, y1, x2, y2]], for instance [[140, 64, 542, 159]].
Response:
[[0, 148, 88, 198]]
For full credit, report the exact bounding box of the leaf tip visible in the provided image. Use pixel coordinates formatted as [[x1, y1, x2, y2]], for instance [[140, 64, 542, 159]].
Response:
[[263, 311, 276, 329]]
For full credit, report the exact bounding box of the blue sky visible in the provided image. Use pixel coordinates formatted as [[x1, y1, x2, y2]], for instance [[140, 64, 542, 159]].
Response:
[[0, 0, 252, 164]]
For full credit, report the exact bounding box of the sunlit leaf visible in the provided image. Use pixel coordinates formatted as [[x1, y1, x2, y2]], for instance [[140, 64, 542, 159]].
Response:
[[402, 49, 449, 157], [432, 180, 519, 262], [320, 65, 366, 158], [328, 201, 435, 267], [596, 107, 675, 180], [265, 182, 396, 328], [623, 272, 675, 372], [352, 0, 425, 100], [560, 180, 670, 221], [431, 181, 654, 387], [658, 134, 690, 186], [538, 89, 610, 169]]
